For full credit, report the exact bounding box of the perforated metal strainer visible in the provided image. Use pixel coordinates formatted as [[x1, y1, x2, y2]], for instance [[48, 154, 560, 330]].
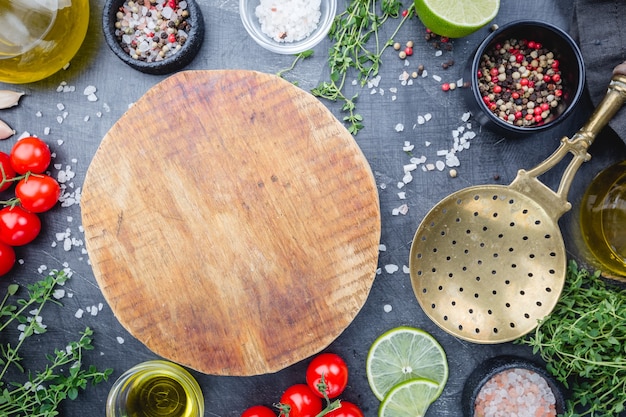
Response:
[[410, 63, 626, 343]]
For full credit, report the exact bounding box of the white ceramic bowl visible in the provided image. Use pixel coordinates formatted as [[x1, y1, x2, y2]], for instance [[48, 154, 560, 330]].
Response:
[[239, 0, 337, 54]]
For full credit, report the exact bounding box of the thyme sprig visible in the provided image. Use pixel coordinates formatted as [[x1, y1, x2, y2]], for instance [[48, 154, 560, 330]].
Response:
[[311, 0, 413, 134], [0, 270, 113, 416], [517, 261, 626, 417]]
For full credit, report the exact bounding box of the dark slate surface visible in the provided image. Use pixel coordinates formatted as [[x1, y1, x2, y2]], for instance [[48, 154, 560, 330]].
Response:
[[1, 0, 625, 416]]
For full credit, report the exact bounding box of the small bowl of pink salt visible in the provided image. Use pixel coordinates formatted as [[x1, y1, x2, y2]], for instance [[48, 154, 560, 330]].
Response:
[[103, 0, 204, 75], [462, 356, 566, 417], [239, 0, 337, 54]]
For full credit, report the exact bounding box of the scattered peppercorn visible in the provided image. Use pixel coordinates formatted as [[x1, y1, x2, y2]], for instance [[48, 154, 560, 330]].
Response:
[[477, 37, 564, 127]]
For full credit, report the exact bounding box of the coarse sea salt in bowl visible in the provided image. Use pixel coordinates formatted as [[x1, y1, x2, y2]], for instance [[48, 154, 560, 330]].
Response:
[[239, 0, 337, 54], [462, 356, 567, 417], [103, 0, 204, 75]]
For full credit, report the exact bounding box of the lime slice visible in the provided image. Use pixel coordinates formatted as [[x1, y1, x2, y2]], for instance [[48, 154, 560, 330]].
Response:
[[366, 326, 448, 401], [414, 0, 500, 38], [379, 378, 440, 417]]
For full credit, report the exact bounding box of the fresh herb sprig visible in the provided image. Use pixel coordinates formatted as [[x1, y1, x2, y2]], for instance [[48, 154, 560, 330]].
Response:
[[311, 0, 414, 135], [0, 270, 113, 416], [518, 261, 626, 417]]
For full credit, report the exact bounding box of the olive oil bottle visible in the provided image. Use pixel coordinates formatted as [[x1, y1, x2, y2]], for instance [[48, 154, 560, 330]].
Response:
[[0, 0, 90, 84], [106, 361, 204, 417], [579, 161, 626, 278]]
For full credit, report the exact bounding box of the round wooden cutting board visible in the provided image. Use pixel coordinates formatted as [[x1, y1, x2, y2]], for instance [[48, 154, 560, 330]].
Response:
[[81, 70, 381, 376]]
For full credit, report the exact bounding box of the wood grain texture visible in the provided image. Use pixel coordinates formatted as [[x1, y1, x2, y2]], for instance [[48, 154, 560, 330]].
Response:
[[81, 70, 381, 376]]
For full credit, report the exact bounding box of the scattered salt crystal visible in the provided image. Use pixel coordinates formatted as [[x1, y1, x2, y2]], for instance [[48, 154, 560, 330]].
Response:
[[36, 111, 42, 117], [391, 204, 409, 215], [83, 85, 97, 95], [424, 113, 432, 121], [62, 62, 70, 70], [403, 163, 417, 172], [461, 112, 471, 122], [117, 336, 125, 344], [56, 116, 63, 124], [379, 244, 387, 252], [402, 172, 412, 184], [75, 309, 84, 319], [53, 289, 65, 299], [402, 265, 410, 273], [44, 127, 50, 135], [432, 74, 442, 82], [394, 123, 404, 132], [435, 50, 442, 57], [417, 115, 425, 125], [426, 163, 435, 171], [87, 93, 98, 102], [397, 182, 405, 189], [383, 304, 392, 313], [384, 264, 399, 274], [56, 103, 65, 111], [425, 141, 431, 147], [57, 139, 63, 145], [84, 115, 90, 122], [398, 192, 406, 199], [436, 160, 445, 171]]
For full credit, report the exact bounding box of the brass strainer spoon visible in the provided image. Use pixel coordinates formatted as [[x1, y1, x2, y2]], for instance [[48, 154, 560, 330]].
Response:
[[410, 62, 626, 344]]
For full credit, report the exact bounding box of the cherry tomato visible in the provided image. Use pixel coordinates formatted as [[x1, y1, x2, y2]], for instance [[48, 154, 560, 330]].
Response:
[[325, 402, 364, 417], [0, 241, 16, 276], [241, 405, 276, 417], [0, 206, 41, 246], [15, 174, 61, 213], [10, 136, 52, 174], [0, 152, 16, 192], [279, 384, 322, 417], [306, 353, 349, 399]]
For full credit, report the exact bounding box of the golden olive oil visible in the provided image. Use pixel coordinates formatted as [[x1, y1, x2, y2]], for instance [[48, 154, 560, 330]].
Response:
[[580, 161, 626, 278], [124, 373, 193, 417], [0, 0, 90, 84], [106, 361, 204, 417]]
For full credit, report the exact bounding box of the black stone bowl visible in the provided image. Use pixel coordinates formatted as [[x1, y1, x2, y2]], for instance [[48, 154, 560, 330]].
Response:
[[462, 355, 567, 417], [103, 0, 204, 75], [462, 20, 585, 137]]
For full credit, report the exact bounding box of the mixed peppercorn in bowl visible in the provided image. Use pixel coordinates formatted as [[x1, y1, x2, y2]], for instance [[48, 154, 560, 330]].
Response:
[[463, 20, 585, 136], [102, 0, 204, 75]]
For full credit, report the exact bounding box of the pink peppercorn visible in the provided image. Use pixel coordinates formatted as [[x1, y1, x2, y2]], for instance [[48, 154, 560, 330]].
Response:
[[535, 115, 543, 123], [442, 83, 450, 91], [401, 9, 408, 17], [404, 46, 413, 56], [490, 68, 499, 77], [552, 74, 561, 83], [541, 103, 550, 111], [168, 33, 176, 43], [516, 53, 524, 63], [493, 85, 502, 93]]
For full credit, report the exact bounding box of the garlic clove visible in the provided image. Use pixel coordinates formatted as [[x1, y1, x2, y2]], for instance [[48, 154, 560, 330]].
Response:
[[0, 119, 15, 140], [0, 90, 25, 110]]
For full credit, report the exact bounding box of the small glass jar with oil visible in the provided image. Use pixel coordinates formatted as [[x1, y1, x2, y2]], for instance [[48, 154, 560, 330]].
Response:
[[0, 0, 89, 84], [579, 160, 626, 279], [106, 360, 204, 417]]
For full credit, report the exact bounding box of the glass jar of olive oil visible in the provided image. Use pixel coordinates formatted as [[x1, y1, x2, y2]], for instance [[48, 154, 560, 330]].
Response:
[[106, 360, 204, 417], [0, 0, 89, 84], [579, 160, 626, 279]]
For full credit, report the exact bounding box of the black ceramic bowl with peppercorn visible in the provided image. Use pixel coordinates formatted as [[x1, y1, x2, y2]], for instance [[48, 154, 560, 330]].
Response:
[[463, 20, 585, 136], [103, 0, 204, 75]]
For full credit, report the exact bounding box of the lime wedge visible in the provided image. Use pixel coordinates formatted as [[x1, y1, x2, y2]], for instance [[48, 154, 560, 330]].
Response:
[[414, 0, 500, 38], [366, 326, 448, 401], [379, 378, 440, 417]]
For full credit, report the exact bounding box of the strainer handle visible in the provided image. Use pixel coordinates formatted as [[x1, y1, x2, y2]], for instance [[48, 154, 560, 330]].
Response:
[[511, 63, 626, 219]]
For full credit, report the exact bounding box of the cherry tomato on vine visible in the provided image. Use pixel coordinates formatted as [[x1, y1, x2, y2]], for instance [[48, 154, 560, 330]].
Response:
[[325, 402, 364, 417], [241, 405, 276, 417], [278, 384, 322, 417], [0, 241, 16, 276], [15, 174, 61, 213], [10, 136, 51, 174], [0, 152, 16, 192], [306, 353, 349, 399], [0, 206, 41, 246]]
